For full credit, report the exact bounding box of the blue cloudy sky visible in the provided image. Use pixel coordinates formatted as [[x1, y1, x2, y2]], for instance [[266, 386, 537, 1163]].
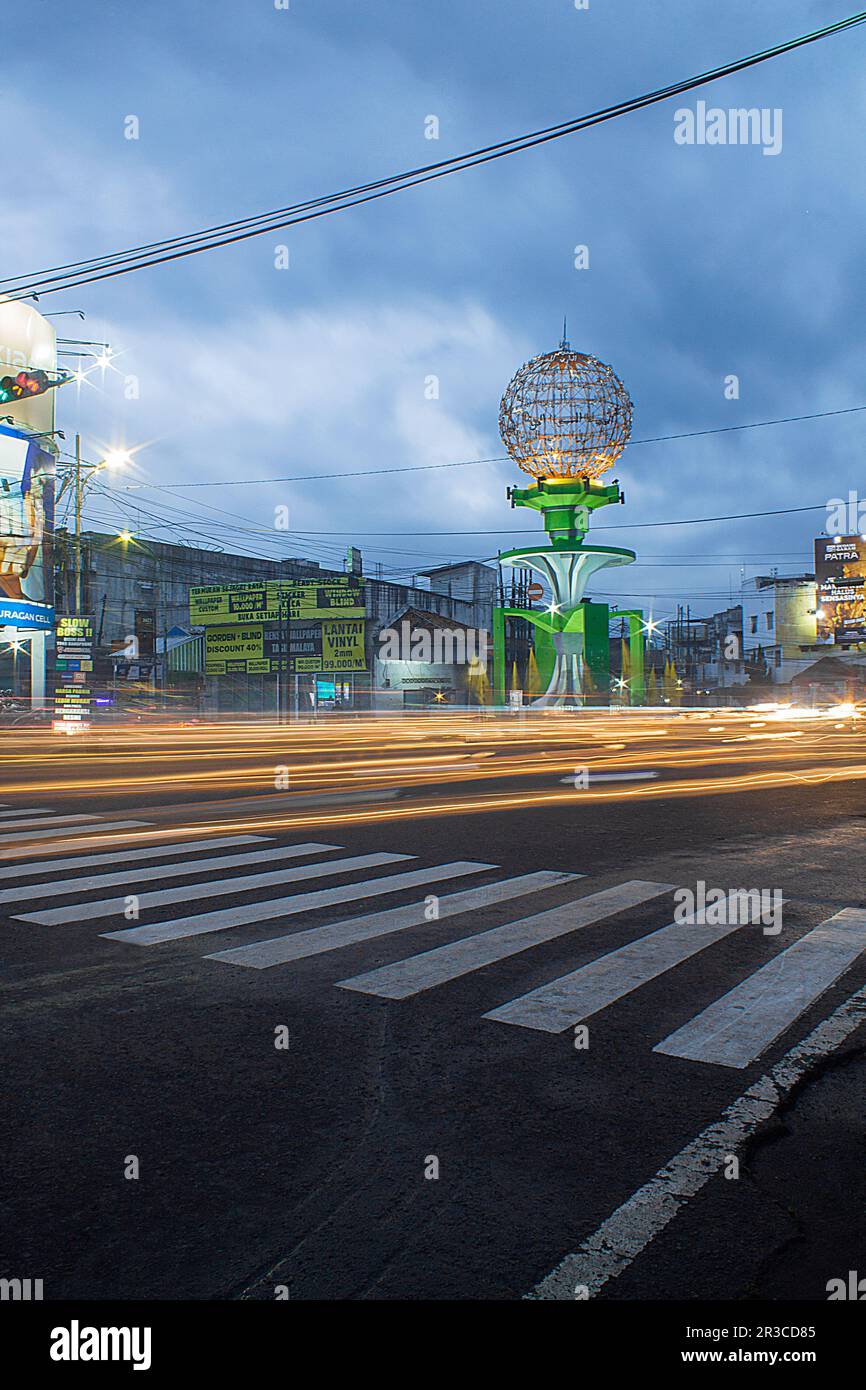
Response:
[[6, 0, 866, 622]]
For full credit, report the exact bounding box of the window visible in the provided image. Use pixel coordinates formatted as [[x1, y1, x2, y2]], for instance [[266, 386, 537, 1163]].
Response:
[[749, 615, 758, 634], [766, 611, 774, 631]]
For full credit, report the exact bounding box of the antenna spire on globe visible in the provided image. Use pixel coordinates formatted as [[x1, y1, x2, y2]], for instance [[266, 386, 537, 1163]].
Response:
[[492, 332, 645, 708]]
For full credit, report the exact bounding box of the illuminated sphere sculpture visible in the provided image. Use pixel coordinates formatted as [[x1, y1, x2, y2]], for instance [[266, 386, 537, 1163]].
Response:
[[499, 343, 633, 480]]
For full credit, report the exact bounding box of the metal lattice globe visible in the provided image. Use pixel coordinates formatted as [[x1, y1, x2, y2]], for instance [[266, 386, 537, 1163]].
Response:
[[499, 343, 633, 480]]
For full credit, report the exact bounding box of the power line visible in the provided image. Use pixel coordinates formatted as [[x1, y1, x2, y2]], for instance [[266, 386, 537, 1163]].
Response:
[[120, 402, 866, 490], [124, 454, 508, 489], [61, 447, 838, 564], [78, 466, 487, 567], [6, 10, 866, 298], [193, 502, 827, 536]]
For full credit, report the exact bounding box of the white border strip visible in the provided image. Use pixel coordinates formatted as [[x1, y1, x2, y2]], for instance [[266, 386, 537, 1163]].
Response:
[[527, 983, 866, 1299]]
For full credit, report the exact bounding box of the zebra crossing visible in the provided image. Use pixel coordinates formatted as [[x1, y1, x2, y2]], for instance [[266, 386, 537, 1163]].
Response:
[[3, 821, 866, 1072], [0, 804, 155, 849], [336, 880, 673, 1000], [483, 897, 769, 1033], [654, 908, 866, 1068]]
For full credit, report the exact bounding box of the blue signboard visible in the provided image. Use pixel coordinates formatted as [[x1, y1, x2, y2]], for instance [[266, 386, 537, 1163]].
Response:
[[0, 425, 54, 630], [0, 597, 54, 631]]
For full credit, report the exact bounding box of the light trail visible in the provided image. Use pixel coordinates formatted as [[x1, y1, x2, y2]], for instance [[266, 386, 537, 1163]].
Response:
[[1, 707, 864, 855]]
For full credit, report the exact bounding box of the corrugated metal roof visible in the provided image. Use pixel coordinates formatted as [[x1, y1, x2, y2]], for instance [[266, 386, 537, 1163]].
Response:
[[168, 634, 204, 672]]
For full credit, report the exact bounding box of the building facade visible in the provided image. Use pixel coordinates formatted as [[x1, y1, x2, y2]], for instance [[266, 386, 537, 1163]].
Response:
[[740, 574, 818, 684], [53, 533, 495, 711]]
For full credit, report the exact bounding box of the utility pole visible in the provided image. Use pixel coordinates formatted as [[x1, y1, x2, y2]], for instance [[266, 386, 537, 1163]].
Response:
[[74, 432, 82, 615], [160, 564, 169, 705], [282, 578, 288, 723], [279, 575, 291, 723], [687, 603, 691, 685]]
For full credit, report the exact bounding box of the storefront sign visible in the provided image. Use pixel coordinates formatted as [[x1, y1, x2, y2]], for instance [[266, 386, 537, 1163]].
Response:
[[204, 618, 366, 674], [56, 615, 94, 674], [53, 684, 92, 729], [191, 578, 365, 626]]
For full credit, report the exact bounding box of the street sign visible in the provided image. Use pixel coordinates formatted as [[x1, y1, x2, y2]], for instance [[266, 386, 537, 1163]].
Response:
[[55, 615, 94, 674], [53, 684, 92, 732], [527, 582, 544, 602]]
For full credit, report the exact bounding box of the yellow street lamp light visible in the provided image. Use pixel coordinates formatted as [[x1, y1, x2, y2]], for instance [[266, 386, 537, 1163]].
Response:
[[55, 435, 137, 614], [102, 448, 133, 470]]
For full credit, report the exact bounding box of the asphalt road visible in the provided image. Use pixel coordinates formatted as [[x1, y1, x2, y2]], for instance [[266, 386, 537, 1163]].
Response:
[[4, 710, 866, 1301]]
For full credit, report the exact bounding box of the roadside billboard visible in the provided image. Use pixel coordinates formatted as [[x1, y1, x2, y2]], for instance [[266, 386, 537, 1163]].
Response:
[[0, 425, 55, 631], [814, 536, 866, 644], [204, 619, 366, 675], [190, 578, 365, 626]]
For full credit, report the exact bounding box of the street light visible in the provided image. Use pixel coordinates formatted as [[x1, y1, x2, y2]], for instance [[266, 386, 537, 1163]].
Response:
[[103, 448, 132, 470], [2, 629, 30, 698], [56, 435, 134, 613]]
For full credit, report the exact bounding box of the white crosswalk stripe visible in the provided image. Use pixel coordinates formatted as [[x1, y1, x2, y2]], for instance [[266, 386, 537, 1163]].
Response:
[[654, 908, 866, 1069], [0, 835, 269, 882], [484, 896, 766, 1033], [0, 820, 152, 846], [340, 881, 674, 1000], [15, 851, 412, 925], [0, 814, 101, 831], [0, 808, 65, 820], [100, 861, 496, 946], [207, 871, 581, 969], [0, 842, 341, 905]]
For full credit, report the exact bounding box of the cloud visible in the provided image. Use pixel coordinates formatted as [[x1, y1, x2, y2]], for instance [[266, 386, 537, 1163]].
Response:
[[87, 297, 528, 571], [8, 0, 866, 611]]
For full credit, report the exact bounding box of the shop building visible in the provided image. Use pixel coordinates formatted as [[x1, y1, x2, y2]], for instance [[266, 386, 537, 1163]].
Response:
[[55, 533, 495, 711]]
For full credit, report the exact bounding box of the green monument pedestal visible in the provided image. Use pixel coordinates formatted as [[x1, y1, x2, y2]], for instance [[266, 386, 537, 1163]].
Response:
[[492, 477, 645, 707]]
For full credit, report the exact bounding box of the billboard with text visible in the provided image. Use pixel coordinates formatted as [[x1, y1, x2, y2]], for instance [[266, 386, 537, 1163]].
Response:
[[204, 619, 366, 675], [190, 578, 365, 626], [815, 536, 866, 644], [0, 425, 54, 631]]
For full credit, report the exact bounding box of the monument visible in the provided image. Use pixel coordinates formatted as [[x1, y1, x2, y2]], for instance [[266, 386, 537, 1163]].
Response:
[[492, 333, 646, 706]]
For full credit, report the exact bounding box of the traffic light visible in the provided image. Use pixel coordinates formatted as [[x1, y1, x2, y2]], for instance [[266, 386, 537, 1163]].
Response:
[[0, 368, 52, 404]]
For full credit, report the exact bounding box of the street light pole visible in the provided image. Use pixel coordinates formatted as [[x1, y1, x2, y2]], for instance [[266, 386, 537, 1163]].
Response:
[[58, 439, 132, 618], [74, 432, 82, 615]]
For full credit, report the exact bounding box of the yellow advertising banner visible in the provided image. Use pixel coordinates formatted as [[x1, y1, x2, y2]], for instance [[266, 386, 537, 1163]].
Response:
[[204, 619, 366, 674], [204, 625, 264, 674], [190, 579, 365, 626], [295, 620, 366, 673]]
